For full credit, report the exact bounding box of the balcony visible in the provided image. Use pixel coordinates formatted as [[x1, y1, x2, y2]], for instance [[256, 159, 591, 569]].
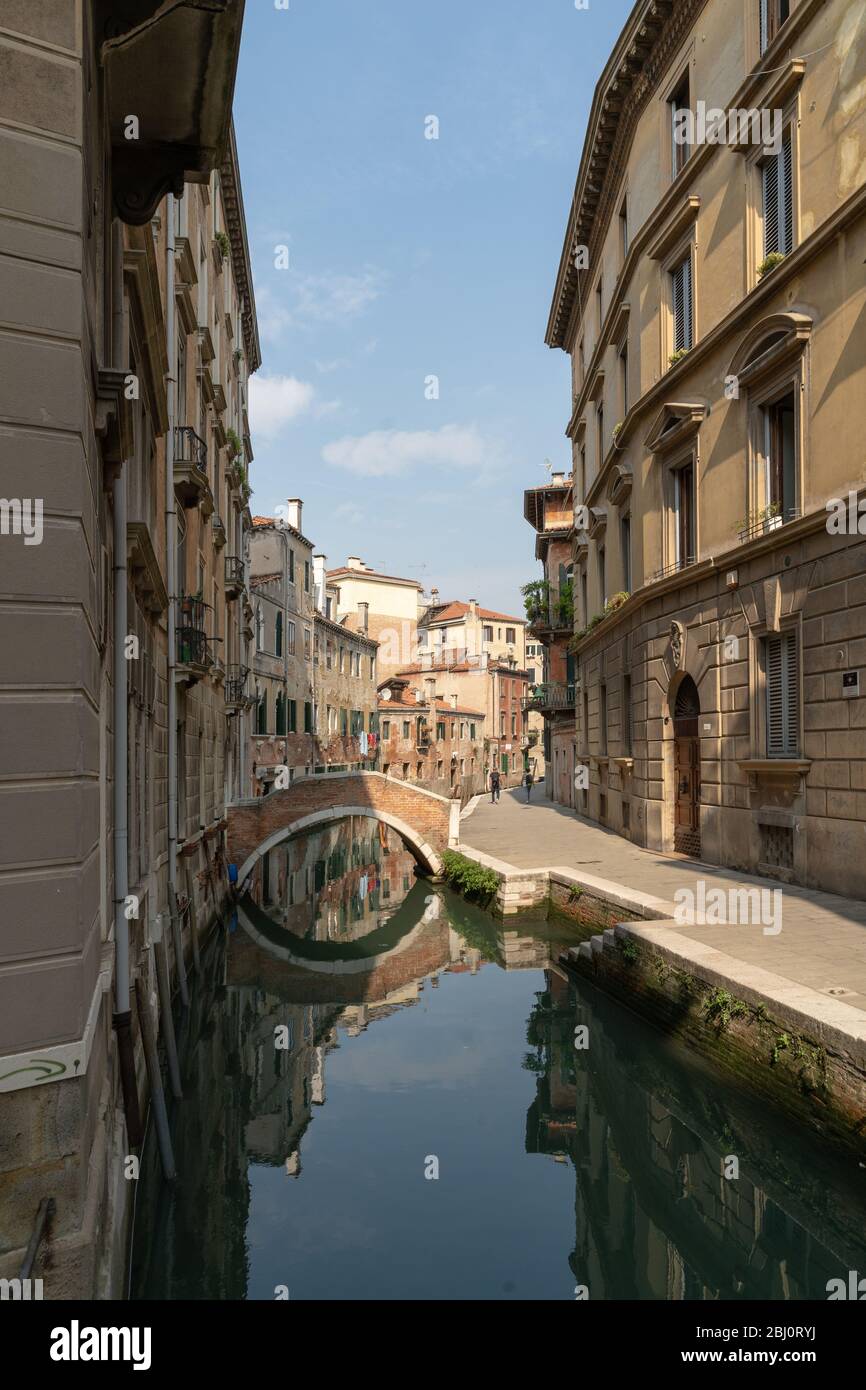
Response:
[[224, 554, 245, 600], [522, 682, 576, 713], [737, 506, 800, 545], [224, 664, 249, 713], [176, 596, 211, 683], [211, 514, 226, 550], [174, 426, 210, 509]]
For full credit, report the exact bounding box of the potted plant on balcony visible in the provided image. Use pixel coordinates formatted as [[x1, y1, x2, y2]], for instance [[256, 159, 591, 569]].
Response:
[[521, 579, 550, 624], [214, 230, 230, 264], [757, 251, 786, 280]]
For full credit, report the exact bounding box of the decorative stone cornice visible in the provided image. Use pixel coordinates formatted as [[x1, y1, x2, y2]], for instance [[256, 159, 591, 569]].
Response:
[[607, 462, 634, 507], [645, 401, 706, 454], [220, 121, 262, 373]]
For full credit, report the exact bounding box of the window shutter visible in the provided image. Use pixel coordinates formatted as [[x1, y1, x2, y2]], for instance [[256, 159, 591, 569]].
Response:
[[763, 155, 779, 256], [766, 632, 798, 755], [671, 258, 692, 352], [683, 256, 693, 348], [781, 126, 793, 254], [759, 0, 768, 54]]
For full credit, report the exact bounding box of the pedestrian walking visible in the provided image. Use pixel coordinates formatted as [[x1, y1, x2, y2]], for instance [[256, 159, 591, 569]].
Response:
[[489, 767, 501, 803], [524, 770, 534, 802]]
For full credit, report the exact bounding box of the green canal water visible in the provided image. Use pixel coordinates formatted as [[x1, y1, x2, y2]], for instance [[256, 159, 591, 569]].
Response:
[[130, 816, 866, 1301]]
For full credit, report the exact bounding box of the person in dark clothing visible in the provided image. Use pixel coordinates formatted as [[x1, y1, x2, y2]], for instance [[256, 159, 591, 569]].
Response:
[[524, 770, 535, 802], [489, 768, 501, 803]]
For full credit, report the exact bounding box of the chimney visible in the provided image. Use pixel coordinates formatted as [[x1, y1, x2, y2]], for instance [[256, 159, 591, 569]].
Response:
[[313, 554, 327, 614], [430, 587, 439, 603], [347, 556, 363, 570], [551, 471, 565, 486], [424, 677, 436, 707], [286, 498, 302, 531], [468, 598, 478, 617], [358, 601, 369, 633]]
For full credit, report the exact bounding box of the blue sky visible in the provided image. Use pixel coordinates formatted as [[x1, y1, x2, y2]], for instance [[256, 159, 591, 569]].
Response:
[[234, 0, 630, 613]]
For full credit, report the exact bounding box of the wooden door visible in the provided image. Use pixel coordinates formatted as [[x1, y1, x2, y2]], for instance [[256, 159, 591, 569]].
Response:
[[673, 717, 701, 856]]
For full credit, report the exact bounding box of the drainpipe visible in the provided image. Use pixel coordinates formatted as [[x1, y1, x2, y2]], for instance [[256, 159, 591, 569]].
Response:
[[110, 217, 143, 1146], [165, 192, 189, 1007]]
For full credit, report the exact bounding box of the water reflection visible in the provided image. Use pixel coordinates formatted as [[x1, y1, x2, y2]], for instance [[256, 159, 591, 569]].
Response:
[[130, 816, 866, 1301]]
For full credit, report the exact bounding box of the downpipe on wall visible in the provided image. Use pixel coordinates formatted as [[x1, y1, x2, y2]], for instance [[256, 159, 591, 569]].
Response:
[[110, 217, 143, 1148]]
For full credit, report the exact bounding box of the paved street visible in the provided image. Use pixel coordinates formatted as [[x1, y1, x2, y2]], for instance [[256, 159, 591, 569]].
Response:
[[461, 789, 866, 1014]]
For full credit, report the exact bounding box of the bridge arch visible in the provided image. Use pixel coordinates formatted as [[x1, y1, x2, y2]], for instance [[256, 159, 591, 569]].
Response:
[[235, 804, 443, 884], [227, 771, 457, 885]]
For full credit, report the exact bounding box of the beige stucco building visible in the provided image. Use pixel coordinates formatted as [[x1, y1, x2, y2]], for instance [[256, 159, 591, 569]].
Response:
[[248, 502, 316, 792], [327, 556, 424, 679], [546, 0, 866, 894], [0, 1, 258, 1294]]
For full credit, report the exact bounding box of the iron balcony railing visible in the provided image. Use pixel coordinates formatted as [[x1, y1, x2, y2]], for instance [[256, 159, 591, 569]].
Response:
[[737, 507, 801, 544], [224, 664, 248, 705], [526, 589, 574, 631], [176, 595, 209, 667], [651, 555, 696, 582], [523, 681, 576, 712], [175, 426, 208, 473], [224, 554, 244, 591]]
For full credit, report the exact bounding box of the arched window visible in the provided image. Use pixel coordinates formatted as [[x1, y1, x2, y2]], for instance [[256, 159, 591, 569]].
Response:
[[275, 611, 283, 657], [256, 688, 268, 736], [255, 605, 264, 652], [275, 691, 286, 735]]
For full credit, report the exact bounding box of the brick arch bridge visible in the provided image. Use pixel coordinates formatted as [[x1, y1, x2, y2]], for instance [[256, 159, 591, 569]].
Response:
[[227, 772, 460, 882]]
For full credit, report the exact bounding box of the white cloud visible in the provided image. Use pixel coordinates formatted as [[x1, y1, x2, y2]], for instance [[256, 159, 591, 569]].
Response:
[[248, 374, 315, 438], [321, 424, 493, 478], [255, 270, 385, 342]]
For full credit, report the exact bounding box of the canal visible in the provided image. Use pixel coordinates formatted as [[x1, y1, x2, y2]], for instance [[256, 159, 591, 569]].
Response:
[[130, 815, 866, 1301]]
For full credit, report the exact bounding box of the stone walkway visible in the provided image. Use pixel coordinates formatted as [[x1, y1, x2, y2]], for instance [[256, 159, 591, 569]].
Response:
[[460, 788, 866, 1015]]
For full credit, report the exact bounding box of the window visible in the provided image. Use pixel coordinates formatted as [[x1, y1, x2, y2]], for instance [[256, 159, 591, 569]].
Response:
[[436, 720, 445, 740], [761, 126, 793, 259], [760, 389, 797, 521], [619, 340, 628, 416], [506, 627, 516, 644], [288, 548, 295, 583], [340, 708, 348, 735], [275, 610, 283, 657], [583, 689, 590, 754], [256, 690, 267, 736], [674, 460, 696, 566], [382, 719, 391, 738], [304, 559, 310, 592], [764, 631, 799, 755], [595, 280, 603, 334], [670, 254, 693, 353], [304, 628, 311, 658], [255, 605, 264, 652], [619, 197, 629, 261], [289, 699, 297, 733], [287, 620, 296, 654], [621, 514, 631, 593], [580, 569, 588, 625], [482, 625, 493, 642], [416, 762, 423, 779], [598, 545, 606, 606], [599, 683, 608, 754], [304, 701, 312, 733], [759, 0, 790, 55], [579, 445, 586, 503], [578, 338, 585, 385], [596, 402, 604, 464], [402, 720, 410, 738], [470, 723, 476, 740], [623, 674, 632, 755], [669, 70, 690, 178], [275, 692, 286, 735]]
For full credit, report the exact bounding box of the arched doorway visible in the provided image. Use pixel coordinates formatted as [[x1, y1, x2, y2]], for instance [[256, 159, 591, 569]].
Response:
[[673, 675, 701, 857]]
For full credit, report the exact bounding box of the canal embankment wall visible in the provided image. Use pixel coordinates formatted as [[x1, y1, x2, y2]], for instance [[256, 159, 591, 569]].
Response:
[[455, 846, 866, 1157]]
